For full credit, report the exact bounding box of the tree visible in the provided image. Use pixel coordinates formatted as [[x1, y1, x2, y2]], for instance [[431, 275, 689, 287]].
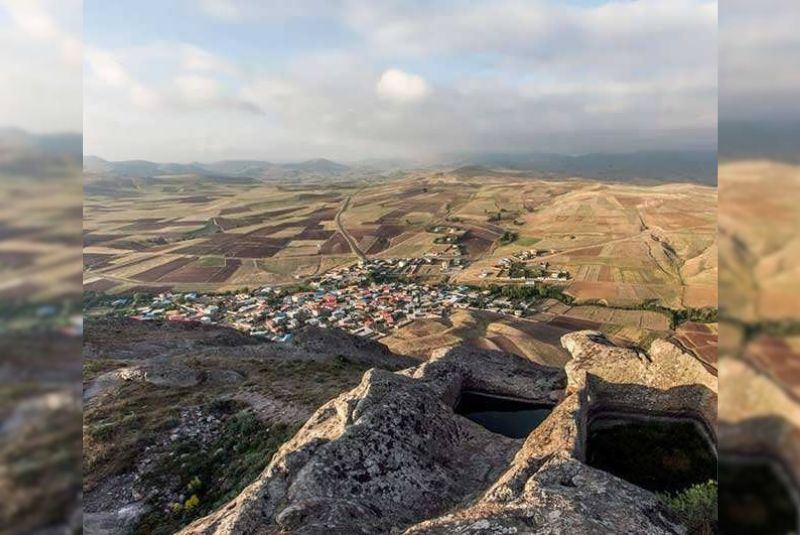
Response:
[[499, 231, 518, 245]]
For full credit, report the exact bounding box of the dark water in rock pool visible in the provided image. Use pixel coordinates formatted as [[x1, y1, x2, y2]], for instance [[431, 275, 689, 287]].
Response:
[[455, 391, 553, 439], [586, 417, 716, 493], [719, 457, 798, 535]]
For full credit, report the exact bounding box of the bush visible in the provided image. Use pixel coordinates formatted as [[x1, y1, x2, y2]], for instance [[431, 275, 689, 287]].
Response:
[[184, 494, 200, 511], [658, 480, 717, 535], [186, 476, 202, 493], [498, 231, 518, 245], [484, 282, 572, 303]]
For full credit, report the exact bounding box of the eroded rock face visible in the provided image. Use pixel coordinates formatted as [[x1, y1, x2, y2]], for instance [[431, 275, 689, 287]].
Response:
[[82, 319, 418, 535], [405, 454, 682, 535], [291, 327, 419, 369], [179, 331, 716, 535], [719, 355, 800, 492], [407, 344, 567, 406], [563, 332, 717, 435], [178, 347, 562, 535]]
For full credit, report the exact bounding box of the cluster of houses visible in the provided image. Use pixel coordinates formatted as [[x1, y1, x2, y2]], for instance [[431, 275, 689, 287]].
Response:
[[319, 258, 430, 283], [479, 249, 569, 283], [428, 226, 467, 257], [32, 303, 83, 337], [511, 249, 552, 261], [320, 256, 465, 282], [118, 258, 547, 342]]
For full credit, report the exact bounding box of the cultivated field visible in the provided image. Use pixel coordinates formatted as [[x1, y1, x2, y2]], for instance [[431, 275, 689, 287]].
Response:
[[382, 309, 573, 367], [741, 335, 800, 399], [452, 180, 717, 309], [719, 161, 800, 323], [673, 321, 718, 373], [381, 296, 678, 367], [1, 174, 81, 302], [84, 181, 358, 293], [84, 168, 717, 310], [718, 161, 800, 400]]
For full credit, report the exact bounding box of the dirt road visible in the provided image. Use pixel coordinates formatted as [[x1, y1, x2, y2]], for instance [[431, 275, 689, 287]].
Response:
[[335, 195, 367, 260]]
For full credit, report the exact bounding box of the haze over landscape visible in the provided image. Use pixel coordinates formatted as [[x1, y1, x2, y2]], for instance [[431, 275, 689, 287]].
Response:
[[720, 0, 800, 162]]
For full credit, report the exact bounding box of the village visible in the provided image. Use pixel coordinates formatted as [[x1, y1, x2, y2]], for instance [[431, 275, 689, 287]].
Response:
[[482, 248, 570, 281], [112, 256, 569, 343]]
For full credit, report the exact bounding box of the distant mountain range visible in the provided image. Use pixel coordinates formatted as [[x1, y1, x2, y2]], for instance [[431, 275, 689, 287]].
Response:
[[85, 148, 717, 186], [0, 128, 81, 156], [446, 150, 718, 185], [282, 158, 350, 174], [83, 156, 352, 179], [0, 128, 81, 177], [719, 120, 800, 164]]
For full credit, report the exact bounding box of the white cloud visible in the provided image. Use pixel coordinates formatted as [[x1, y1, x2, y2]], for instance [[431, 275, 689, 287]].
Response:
[[84, 1, 716, 161], [199, 0, 241, 22], [721, 0, 800, 120], [240, 78, 294, 108], [376, 69, 431, 103], [86, 49, 132, 87], [196, 1, 336, 22], [179, 44, 239, 75], [85, 48, 164, 111], [61, 34, 81, 64], [130, 84, 161, 109], [175, 74, 221, 104], [84, 44, 262, 115], [2, 0, 58, 39], [0, 0, 81, 132], [2, 0, 81, 66]]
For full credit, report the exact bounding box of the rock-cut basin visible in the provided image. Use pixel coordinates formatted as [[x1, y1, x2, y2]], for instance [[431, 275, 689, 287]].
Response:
[[455, 391, 553, 439]]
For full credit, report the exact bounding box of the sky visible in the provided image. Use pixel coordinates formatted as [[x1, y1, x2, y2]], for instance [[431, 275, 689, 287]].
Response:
[[715, 0, 800, 161], [77, 0, 719, 162], [720, 0, 800, 123], [0, 0, 81, 134]]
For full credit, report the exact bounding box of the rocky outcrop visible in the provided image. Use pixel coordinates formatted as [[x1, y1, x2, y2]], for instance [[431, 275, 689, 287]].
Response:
[[82, 318, 257, 361], [0, 332, 82, 534], [82, 319, 417, 535], [563, 332, 717, 437], [83, 320, 416, 370], [405, 454, 680, 534], [0, 387, 82, 534], [402, 332, 717, 534], [719, 354, 800, 492], [177, 348, 562, 535], [179, 330, 716, 535], [291, 326, 418, 369], [82, 320, 415, 403], [406, 344, 566, 406]]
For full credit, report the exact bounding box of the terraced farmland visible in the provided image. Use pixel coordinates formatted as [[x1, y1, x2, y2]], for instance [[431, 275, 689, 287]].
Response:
[[84, 168, 716, 310]]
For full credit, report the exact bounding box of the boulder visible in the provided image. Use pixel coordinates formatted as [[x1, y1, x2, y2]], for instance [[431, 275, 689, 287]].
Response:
[[117, 363, 201, 388], [178, 331, 716, 534], [291, 326, 418, 369], [563, 331, 717, 434], [719, 355, 800, 489], [405, 454, 683, 535]]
